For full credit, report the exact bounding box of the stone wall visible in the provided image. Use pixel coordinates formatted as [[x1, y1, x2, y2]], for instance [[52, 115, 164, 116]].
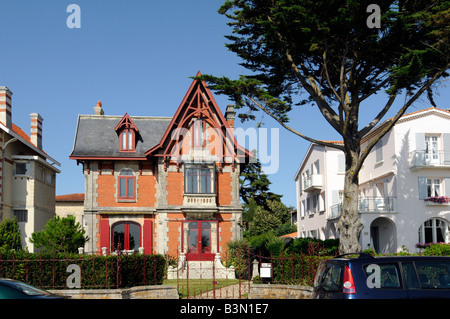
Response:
[[248, 284, 313, 299], [49, 285, 179, 299]]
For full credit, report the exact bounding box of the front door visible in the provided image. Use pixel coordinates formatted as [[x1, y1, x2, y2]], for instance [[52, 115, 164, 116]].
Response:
[[183, 221, 217, 261]]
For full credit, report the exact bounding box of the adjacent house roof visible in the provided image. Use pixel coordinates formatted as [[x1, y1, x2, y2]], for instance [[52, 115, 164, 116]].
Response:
[[70, 115, 171, 160], [55, 193, 85, 202]]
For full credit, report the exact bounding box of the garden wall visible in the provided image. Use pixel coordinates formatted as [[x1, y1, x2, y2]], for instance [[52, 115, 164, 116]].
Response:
[[49, 285, 179, 299], [248, 284, 313, 299]]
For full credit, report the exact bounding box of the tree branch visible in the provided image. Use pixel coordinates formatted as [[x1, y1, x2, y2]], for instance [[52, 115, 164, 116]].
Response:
[[245, 94, 344, 151]]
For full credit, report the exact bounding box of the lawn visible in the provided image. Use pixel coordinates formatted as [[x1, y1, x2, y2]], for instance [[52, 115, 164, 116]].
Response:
[[163, 278, 244, 299]]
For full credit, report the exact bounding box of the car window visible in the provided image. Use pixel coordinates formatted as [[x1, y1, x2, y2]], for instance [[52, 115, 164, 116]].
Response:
[[363, 263, 401, 289], [402, 262, 419, 289], [318, 263, 344, 292], [415, 261, 450, 289]]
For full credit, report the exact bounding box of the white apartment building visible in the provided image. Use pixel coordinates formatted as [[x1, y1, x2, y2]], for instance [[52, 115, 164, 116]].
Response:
[[294, 107, 450, 254]]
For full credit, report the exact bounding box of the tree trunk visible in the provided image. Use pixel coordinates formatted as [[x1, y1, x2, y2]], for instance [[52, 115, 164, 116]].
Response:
[[337, 147, 364, 254]]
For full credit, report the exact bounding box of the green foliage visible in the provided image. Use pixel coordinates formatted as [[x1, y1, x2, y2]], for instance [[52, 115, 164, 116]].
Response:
[[248, 199, 292, 236], [225, 239, 251, 279], [0, 250, 165, 289], [30, 216, 89, 254], [0, 217, 22, 251], [240, 154, 282, 208], [422, 243, 450, 256]]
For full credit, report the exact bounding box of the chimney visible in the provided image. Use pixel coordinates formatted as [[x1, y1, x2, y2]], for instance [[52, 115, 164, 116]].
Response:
[[94, 101, 104, 115], [225, 104, 236, 128], [0, 86, 13, 129], [30, 113, 43, 149]]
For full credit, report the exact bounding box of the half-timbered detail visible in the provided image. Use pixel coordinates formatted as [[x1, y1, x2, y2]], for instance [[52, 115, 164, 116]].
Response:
[[70, 74, 249, 274]]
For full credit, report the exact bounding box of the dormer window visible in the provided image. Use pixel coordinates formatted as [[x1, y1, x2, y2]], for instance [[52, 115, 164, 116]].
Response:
[[120, 129, 135, 151], [115, 113, 139, 152]]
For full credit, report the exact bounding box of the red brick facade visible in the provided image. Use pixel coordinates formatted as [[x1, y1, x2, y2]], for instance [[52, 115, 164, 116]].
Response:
[[70, 75, 249, 259]]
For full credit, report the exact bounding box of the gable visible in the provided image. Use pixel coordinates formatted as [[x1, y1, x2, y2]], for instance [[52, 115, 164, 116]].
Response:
[[145, 72, 250, 164]]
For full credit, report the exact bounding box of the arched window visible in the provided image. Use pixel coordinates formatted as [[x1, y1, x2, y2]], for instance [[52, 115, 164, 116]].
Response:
[[418, 218, 450, 244], [112, 221, 141, 252], [118, 169, 135, 200]]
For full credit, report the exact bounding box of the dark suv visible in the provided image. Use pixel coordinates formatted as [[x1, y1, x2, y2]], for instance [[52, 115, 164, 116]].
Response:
[[313, 254, 450, 299]]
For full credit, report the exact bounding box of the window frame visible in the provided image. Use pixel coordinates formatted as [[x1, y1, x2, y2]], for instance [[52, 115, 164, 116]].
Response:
[[192, 119, 206, 148], [117, 169, 136, 200], [111, 221, 141, 252], [184, 165, 215, 194], [119, 128, 136, 152]]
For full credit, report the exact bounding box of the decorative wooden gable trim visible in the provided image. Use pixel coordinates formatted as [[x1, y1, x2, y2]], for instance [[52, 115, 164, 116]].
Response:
[[145, 71, 250, 170], [115, 113, 139, 132], [115, 113, 139, 152]]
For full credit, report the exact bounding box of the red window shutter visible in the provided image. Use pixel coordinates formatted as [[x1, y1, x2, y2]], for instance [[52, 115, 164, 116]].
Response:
[[100, 216, 110, 254], [143, 218, 153, 254]]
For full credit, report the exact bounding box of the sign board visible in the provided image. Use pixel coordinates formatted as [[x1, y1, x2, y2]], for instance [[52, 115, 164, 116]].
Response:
[[260, 263, 272, 278]]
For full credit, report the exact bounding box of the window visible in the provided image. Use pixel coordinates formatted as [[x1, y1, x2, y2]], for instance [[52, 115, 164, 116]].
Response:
[[315, 263, 344, 292], [427, 178, 441, 197], [112, 222, 141, 252], [418, 218, 449, 244], [425, 135, 440, 161], [120, 129, 135, 151], [375, 139, 383, 163], [118, 169, 135, 200], [14, 210, 28, 223], [193, 119, 206, 148], [363, 263, 401, 289], [185, 166, 215, 194], [15, 162, 29, 176]]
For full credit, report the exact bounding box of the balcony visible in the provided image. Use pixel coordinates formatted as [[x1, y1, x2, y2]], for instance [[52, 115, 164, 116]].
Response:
[[327, 197, 397, 220], [303, 174, 323, 192], [410, 150, 450, 170], [183, 193, 217, 207]]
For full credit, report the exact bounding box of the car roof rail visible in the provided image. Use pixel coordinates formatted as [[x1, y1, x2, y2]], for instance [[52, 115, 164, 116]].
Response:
[[335, 252, 374, 259]]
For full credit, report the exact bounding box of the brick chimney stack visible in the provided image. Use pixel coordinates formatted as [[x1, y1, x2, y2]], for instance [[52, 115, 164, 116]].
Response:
[[0, 86, 13, 129], [94, 101, 104, 115], [225, 104, 235, 128], [30, 113, 43, 149]]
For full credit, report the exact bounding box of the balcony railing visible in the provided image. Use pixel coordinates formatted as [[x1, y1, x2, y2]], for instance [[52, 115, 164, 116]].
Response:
[[410, 150, 450, 169], [303, 174, 323, 192], [183, 193, 217, 207], [328, 197, 397, 220]]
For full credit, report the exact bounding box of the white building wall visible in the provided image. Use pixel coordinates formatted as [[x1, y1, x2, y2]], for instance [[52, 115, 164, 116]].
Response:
[[294, 109, 450, 254]]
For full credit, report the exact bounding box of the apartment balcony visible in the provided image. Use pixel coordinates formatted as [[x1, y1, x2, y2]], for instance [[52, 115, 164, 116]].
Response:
[[183, 193, 217, 207], [303, 174, 323, 192], [327, 197, 397, 220], [410, 150, 450, 170]]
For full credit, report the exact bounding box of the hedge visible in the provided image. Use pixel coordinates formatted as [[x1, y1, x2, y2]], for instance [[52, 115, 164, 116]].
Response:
[[0, 250, 165, 289]]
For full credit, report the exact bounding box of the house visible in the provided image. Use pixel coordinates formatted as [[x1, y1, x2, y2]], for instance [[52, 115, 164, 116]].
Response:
[[294, 107, 450, 254], [55, 193, 85, 228], [294, 141, 344, 240], [69, 74, 250, 263], [0, 86, 61, 252]]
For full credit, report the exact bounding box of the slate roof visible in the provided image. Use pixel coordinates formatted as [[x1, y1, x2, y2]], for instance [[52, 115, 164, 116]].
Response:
[[70, 114, 172, 159]]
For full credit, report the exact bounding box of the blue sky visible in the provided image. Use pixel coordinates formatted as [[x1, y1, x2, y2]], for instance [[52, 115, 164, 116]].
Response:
[[0, 0, 449, 208]]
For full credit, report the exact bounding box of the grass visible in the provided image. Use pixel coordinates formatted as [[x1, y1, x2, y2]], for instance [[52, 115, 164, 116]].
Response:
[[163, 278, 245, 299]]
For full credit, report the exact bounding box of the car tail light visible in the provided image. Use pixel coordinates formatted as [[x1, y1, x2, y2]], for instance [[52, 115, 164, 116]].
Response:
[[343, 265, 356, 294]]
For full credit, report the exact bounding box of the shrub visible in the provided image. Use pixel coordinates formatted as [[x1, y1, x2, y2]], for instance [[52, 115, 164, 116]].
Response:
[[421, 243, 450, 256], [0, 251, 165, 289]]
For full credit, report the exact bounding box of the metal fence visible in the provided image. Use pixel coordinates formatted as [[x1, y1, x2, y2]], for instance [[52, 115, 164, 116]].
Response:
[[0, 250, 165, 290]]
